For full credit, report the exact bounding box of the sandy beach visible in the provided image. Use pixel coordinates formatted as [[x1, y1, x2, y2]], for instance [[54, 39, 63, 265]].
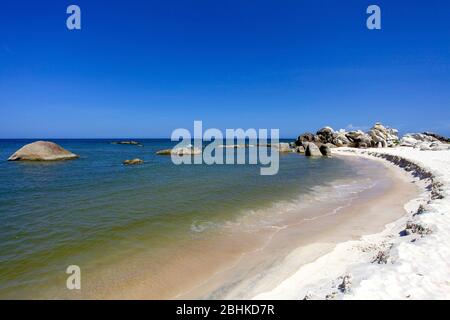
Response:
[[255, 147, 450, 300]]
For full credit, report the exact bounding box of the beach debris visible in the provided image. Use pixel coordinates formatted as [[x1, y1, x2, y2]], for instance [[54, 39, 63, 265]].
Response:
[[404, 221, 432, 236], [111, 140, 143, 147], [337, 274, 353, 294], [325, 291, 338, 300], [413, 204, 427, 216], [372, 250, 390, 264], [304, 142, 322, 157], [8, 141, 79, 161], [302, 292, 314, 300], [123, 158, 144, 165]]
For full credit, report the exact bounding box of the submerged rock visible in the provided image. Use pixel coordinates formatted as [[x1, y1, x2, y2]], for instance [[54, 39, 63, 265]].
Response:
[[111, 140, 143, 147], [123, 158, 144, 165], [156, 147, 202, 156], [305, 142, 322, 157], [8, 141, 78, 161]]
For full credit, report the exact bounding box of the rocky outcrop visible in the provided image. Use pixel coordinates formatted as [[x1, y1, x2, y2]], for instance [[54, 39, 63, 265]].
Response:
[[305, 142, 322, 157], [8, 141, 78, 161], [423, 132, 450, 144], [400, 133, 450, 151], [123, 158, 144, 165], [294, 122, 399, 149]]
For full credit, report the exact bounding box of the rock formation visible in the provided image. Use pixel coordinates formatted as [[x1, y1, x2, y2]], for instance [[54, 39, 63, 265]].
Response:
[[400, 133, 450, 151], [294, 122, 399, 150], [422, 132, 450, 144], [368, 122, 399, 147], [8, 141, 79, 161]]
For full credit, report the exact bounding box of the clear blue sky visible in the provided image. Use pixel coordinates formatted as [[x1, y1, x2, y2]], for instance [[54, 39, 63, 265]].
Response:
[[1, 0, 449, 138]]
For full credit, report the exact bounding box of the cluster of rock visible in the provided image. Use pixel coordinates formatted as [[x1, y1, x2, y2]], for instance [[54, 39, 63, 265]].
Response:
[[295, 122, 399, 150], [400, 133, 450, 151], [6, 125, 449, 162]]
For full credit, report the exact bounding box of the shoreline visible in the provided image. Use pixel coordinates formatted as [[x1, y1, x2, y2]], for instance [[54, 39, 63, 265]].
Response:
[[45, 154, 417, 300], [253, 147, 449, 300], [174, 154, 421, 299]]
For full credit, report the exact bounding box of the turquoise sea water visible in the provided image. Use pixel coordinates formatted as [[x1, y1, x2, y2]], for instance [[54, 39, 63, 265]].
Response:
[[0, 139, 376, 298]]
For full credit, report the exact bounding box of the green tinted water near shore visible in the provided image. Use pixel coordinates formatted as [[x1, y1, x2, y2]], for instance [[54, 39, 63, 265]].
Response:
[[0, 139, 378, 298]]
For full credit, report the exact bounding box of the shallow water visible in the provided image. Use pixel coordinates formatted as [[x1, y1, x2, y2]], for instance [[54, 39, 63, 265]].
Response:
[[0, 139, 383, 298]]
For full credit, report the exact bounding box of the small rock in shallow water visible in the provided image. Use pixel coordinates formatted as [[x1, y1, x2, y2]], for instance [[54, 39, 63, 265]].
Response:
[[123, 158, 144, 165], [111, 140, 143, 147]]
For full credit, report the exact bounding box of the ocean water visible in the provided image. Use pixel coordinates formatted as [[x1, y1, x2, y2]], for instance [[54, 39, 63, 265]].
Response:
[[0, 139, 382, 298]]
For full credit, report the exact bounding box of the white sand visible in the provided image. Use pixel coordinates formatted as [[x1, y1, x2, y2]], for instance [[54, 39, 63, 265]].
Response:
[[253, 147, 450, 300]]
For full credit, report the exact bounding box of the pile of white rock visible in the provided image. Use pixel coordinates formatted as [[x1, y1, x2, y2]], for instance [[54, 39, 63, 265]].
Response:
[[400, 133, 450, 151], [295, 122, 400, 149]]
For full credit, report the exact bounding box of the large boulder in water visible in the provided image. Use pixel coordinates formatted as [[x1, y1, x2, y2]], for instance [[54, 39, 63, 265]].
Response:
[[8, 141, 78, 161], [305, 142, 322, 157]]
